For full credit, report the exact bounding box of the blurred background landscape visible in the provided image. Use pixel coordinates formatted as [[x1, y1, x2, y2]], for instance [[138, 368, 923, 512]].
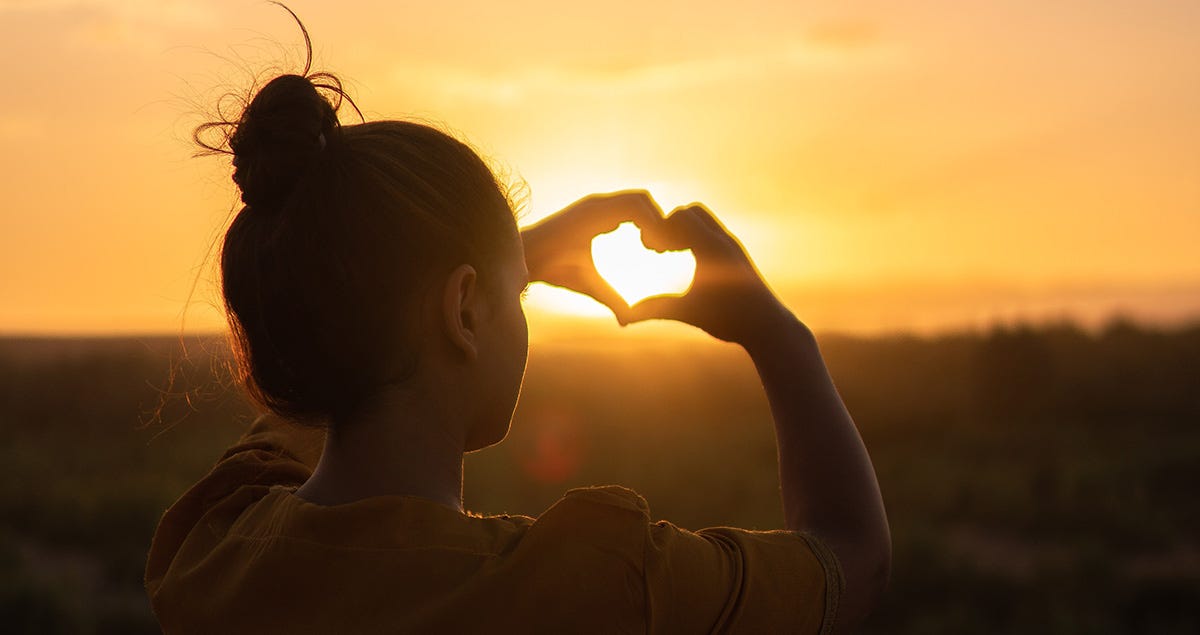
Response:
[[2, 321, 1198, 633]]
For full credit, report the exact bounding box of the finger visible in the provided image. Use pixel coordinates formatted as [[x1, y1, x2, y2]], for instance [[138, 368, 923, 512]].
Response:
[[575, 190, 666, 235], [626, 294, 686, 324], [684, 203, 744, 252], [638, 206, 696, 251], [684, 202, 726, 234], [577, 268, 632, 324], [674, 205, 749, 261], [641, 205, 722, 255]]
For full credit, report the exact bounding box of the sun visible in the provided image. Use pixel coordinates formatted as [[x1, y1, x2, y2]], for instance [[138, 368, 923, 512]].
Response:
[[591, 222, 695, 305], [522, 283, 612, 318]]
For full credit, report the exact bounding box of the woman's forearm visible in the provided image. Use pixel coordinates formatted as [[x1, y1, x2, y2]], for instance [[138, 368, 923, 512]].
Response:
[[743, 314, 891, 631]]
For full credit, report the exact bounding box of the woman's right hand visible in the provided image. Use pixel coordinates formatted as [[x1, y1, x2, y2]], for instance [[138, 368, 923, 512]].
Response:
[[522, 190, 666, 324], [627, 203, 798, 348]]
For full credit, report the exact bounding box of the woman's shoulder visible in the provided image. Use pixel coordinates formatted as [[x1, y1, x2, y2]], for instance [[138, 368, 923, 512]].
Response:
[[557, 484, 652, 516], [145, 415, 320, 589]]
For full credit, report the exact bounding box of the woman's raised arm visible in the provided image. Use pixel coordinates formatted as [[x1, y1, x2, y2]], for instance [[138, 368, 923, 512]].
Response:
[[523, 192, 890, 631], [627, 203, 892, 633]]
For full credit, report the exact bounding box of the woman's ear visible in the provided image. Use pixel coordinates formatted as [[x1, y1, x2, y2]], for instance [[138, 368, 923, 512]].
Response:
[[441, 264, 480, 361]]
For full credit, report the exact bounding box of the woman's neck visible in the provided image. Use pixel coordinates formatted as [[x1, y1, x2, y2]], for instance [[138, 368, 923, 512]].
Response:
[[294, 385, 467, 512]]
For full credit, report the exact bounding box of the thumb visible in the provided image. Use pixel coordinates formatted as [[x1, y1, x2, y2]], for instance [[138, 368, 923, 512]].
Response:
[[577, 270, 632, 325], [626, 294, 687, 324]]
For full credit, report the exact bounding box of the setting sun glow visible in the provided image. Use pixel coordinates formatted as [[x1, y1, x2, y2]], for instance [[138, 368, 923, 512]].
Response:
[[1, 1, 1198, 335], [591, 223, 696, 307]]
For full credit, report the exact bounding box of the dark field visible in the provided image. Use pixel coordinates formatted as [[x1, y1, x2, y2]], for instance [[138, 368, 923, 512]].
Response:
[[1, 321, 1198, 633]]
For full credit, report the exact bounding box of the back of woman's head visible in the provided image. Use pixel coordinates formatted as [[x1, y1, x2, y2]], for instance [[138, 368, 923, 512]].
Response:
[[207, 71, 516, 425]]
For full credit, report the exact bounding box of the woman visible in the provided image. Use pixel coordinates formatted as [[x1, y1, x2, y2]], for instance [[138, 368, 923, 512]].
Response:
[[145, 58, 890, 633]]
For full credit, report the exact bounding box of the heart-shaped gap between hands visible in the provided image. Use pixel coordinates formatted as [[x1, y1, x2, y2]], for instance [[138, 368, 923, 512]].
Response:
[[591, 222, 696, 307]]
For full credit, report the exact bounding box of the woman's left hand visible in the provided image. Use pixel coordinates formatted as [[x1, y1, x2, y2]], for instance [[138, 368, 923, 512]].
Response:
[[521, 190, 665, 324]]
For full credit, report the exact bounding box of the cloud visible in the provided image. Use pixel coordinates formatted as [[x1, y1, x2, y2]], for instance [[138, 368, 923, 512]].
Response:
[[1, 0, 214, 24], [1, 0, 217, 52], [392, 36, 897, 105], [804, 19, 881, 51]]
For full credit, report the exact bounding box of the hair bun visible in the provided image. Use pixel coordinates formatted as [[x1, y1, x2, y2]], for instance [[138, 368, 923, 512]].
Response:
[[230, 74, 338, 210]]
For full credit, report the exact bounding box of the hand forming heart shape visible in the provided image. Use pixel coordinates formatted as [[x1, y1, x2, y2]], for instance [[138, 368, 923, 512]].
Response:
[[526, 190, 790, 344], [522, 191, 671, 323]]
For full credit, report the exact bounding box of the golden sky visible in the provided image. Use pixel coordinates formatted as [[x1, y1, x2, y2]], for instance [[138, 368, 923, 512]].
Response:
[[1, 0, 1197, 336]]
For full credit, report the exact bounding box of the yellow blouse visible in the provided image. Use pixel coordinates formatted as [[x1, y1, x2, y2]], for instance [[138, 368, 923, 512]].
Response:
[[146, 415, 843, 634]]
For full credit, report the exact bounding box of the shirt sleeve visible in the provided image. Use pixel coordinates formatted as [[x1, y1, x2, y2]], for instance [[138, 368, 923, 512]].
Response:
[[643, 519, 843, 634]]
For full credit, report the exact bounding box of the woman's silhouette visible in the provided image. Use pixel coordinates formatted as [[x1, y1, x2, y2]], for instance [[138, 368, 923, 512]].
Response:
[[146, 20, 890, 634]]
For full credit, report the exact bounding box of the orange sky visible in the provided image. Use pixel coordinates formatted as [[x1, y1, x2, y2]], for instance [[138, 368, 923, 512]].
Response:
[[1, 0, 1197, 337]]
